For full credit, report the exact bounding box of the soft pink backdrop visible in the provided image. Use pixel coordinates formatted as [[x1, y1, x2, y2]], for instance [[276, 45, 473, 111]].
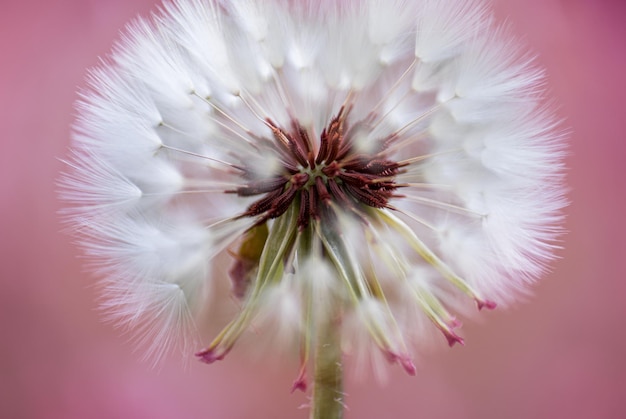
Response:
[[1, 0, 625, 418]]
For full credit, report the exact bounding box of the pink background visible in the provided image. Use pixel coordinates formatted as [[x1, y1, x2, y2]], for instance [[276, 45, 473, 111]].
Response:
[[1, 0, 625, 418]]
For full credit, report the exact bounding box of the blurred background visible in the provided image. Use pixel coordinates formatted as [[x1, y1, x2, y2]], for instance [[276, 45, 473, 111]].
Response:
[[1, 0, 625, 418]]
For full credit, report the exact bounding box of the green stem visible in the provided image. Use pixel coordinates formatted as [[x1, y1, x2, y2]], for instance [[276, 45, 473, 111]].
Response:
[[310, 320, 344, 419]]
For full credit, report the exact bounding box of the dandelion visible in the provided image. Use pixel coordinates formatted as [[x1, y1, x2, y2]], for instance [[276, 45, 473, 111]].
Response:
[[60, 0, 566, 417]]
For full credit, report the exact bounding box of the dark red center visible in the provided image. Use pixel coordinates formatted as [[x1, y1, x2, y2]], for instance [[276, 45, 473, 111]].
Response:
[[231, 107, 403, 230]]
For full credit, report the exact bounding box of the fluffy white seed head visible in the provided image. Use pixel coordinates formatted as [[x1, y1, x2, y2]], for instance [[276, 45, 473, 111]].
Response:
[[61, 0, 566, 371]]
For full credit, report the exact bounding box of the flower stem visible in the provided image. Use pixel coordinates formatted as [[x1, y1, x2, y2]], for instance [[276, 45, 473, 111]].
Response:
[[310, 319, 344, 419]]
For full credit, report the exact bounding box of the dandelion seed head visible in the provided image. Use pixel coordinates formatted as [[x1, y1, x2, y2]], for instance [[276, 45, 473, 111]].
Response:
[[61, 0, 566, 378]]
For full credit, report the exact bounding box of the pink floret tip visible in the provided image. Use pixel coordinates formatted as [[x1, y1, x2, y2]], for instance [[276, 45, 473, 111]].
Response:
[[291, 376, 307, 393], [400, 357, 417, 376], [476, 299, 498, 311], [443, 330, 465, 347], [195, 347, 231, 364], [385, 351, 416, 376], [291, 365, 308, 393], [449, 317, 463, 328]]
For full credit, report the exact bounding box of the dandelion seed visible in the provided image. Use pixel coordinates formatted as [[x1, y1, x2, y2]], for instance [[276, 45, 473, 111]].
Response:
[[60, 0, 566, 415]]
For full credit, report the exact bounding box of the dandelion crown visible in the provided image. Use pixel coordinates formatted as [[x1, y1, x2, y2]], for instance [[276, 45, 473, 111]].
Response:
[[61, 0, 565, 410]]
